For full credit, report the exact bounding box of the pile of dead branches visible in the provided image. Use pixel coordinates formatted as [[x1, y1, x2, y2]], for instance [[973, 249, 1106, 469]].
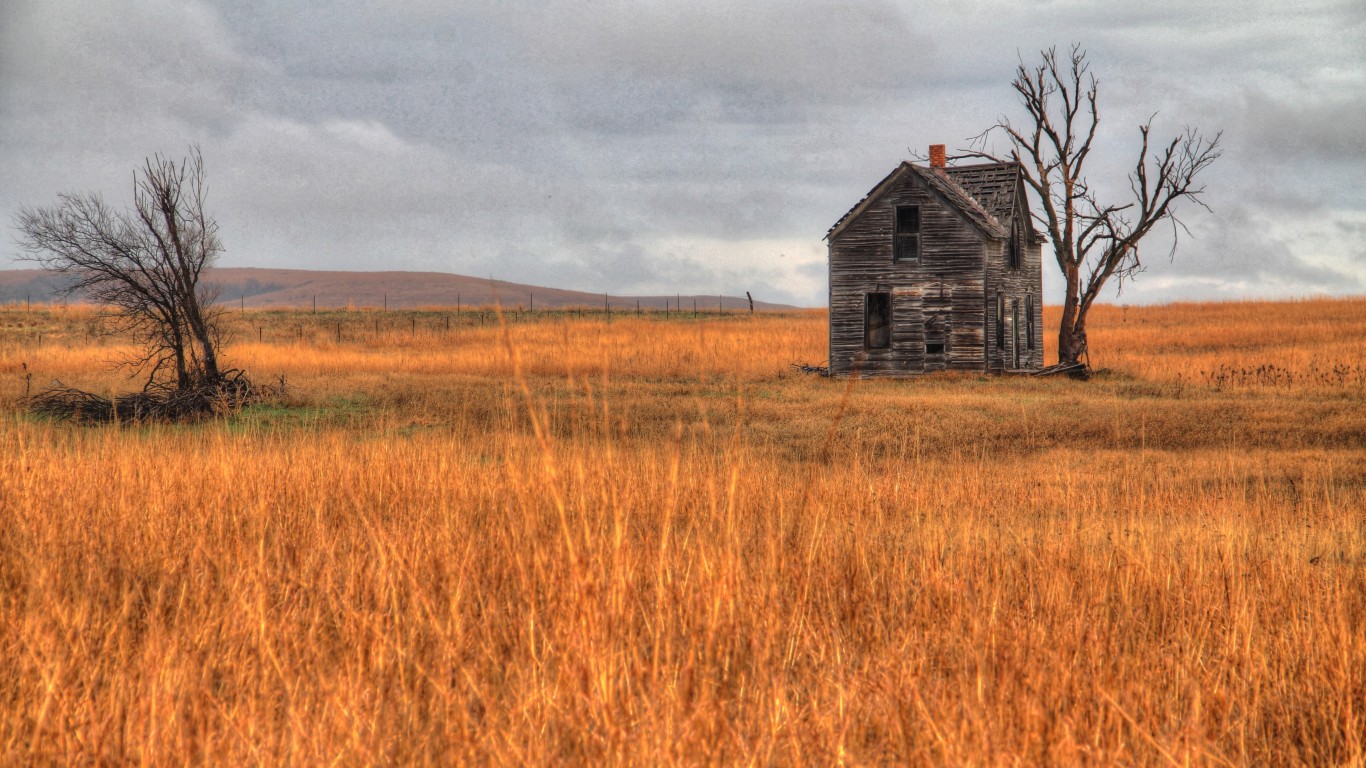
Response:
[[27, 370, 284, 424], [1029, 362, 1093, 380], [790, 362, 829, 376]]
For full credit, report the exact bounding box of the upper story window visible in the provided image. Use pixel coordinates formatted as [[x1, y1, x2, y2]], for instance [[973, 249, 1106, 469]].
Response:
[[1008, 216, 1022, 270], [894, 206, 920, 262]]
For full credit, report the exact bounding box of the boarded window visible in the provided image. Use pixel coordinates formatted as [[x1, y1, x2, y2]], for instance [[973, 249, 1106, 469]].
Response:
[[1026, 295, 1035, 350], [925, 342, 945, 355], [995, 293, 1005, 349], [894, 206, 920, 262], [865, 292, 892, 349]]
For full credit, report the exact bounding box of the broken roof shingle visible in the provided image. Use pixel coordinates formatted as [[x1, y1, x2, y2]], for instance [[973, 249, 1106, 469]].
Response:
[[943, 162, 1019, 228]]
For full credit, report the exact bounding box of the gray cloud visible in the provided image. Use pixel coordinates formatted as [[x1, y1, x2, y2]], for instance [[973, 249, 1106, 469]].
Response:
[[3, 0, 1364, 306]]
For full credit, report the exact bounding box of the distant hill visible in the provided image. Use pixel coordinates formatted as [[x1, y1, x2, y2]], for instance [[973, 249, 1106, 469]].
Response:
[[0, 267, 799, 311]]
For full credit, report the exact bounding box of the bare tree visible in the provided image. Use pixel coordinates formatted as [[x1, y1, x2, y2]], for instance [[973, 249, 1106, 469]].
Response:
[[966, 45, 1222, 366], [15, 148, 261, 420]]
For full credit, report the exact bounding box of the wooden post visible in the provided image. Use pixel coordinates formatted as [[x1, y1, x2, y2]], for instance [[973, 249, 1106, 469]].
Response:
[[258, 326, 262, 343], [457, 293, 461, 314], [747, 291, 753, 313], [313, 294, 317, 313], [530, 293, 534, 312], [411, 316, 416, 335], [718, 294, 722, 313], [336, 322, 341, 343], [637, 299, 640, 316], [384, 293, 387, 312], [693, 298, 697, 317]]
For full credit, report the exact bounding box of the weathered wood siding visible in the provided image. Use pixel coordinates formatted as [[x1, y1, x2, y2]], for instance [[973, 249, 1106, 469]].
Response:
[[827, 171, 987, 376], [984, 179, 1045, 371]]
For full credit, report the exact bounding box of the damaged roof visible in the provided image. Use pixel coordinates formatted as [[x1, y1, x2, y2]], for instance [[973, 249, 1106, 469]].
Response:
[[826, 160, 1037, 243]]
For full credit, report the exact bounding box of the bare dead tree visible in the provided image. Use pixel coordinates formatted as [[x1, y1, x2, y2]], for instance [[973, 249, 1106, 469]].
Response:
[[14, 148, 269, 421], [964, 45, 1222, 366]]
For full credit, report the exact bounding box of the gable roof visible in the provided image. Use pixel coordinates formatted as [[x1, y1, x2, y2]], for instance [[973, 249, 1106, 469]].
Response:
[[825, 160, 1031, 243]]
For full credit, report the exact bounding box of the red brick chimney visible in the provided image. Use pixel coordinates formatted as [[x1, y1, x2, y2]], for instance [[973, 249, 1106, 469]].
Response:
[[929, 144, 946, 168]]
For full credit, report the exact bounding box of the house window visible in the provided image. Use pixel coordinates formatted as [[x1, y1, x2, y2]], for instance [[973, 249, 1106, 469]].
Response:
[[894, 206, 920, 262], [925, 316, 946, 356], [995, 293, 1005, 349], [1026, 295, 1035, 350], [1012, 298, 1021, 368], [865, 292, 892, 349], [1008, 197, 1026, 270]]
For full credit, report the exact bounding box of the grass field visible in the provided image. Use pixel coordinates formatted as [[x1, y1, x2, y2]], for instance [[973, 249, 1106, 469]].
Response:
[[1, 298, 1364, 765]]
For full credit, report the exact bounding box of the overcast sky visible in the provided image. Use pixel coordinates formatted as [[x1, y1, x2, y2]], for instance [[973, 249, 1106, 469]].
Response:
[[3, 0, 1363, 306]]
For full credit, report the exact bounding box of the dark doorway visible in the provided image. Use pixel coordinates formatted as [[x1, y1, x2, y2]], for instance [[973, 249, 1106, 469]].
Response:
[[865, 292, 892, 349]]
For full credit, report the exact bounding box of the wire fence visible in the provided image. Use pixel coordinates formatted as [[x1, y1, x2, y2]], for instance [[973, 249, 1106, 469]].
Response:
[[0, 295, 795, 352]]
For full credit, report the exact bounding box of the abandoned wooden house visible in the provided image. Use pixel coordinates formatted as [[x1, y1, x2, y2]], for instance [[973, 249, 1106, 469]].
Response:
[[825, 144, 1045, 376]]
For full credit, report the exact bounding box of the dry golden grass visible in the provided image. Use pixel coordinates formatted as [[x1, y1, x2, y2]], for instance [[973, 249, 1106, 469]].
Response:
[[1, 299, 1364, 765]]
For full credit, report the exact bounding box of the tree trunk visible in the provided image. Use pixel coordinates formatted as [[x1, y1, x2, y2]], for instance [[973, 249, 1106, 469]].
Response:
[[169, 318, 190, 390], [1057, 263, 1084, 365], [187, 310, 221, 384]]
